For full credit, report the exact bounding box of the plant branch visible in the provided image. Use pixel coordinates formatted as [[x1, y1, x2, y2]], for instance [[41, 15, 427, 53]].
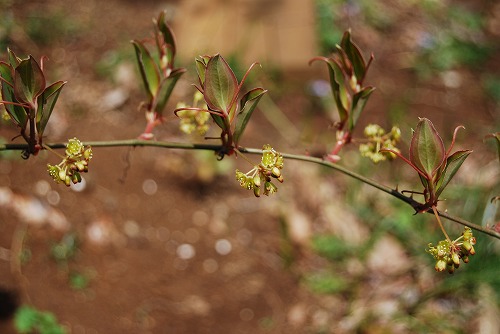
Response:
[[2, 139, 499, 240]]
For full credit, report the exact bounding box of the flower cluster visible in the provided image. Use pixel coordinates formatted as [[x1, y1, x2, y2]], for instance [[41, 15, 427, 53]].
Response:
[[235, 145, 284, 197], [176, 92, 210, 136], [427, 227, 476, 274], [47, 138, 92, 186], [359, 124, 401, 163]]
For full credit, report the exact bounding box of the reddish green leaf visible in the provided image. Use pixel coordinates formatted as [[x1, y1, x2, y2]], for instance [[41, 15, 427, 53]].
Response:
[[7, 48, 21, 68], [349, 86, 375, 131], [435, 150, 472, 197], [195, 55, 210, 87], [210, 112, 226, 130], [233, 88, 267, 146], [409, 118, 445, 178], [153, 68, 185, 115], [0, 61, 27, 127], [156, 11, 176, 60], [203, 54, 237, 114], [14, 56, 46, 106], [340, 30, 367, 83], [132, 40, 160, 98], [36, 80, 66, 137], [309, 57, 349, 125]]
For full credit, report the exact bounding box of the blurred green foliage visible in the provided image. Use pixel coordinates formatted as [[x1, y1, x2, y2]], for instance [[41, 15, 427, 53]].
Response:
[[14, 306, 65, 334], [413, 4, 492, 76], [315, 0, 494, 76], [24, 9, 80, 46]]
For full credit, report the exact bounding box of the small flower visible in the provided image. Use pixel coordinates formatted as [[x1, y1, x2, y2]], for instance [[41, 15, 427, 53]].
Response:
[[359, 124, 401, 163], [235, 145, 284, 197], [427, 227, 476, 274], [47, 138, 92, 187], [176, 91, 211, 136]]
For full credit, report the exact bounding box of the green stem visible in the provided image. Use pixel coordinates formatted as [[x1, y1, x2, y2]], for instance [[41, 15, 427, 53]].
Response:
[[432, 205, 452, 243], [2, 139, 499, 240]]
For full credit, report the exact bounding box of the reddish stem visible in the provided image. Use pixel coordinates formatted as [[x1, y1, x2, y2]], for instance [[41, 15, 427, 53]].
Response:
[[326, 131, 351, 162]]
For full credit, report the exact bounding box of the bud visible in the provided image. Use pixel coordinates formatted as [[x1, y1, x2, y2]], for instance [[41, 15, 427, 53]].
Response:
[[75, 161, 86, 172], [271, 166, 281, 179], [253, 174, 261, 187], [364, 124, 384, 137], [253, 185, 261, 197], [390, 126, 401, 141], [349, 75, 360, 92], [264, 181, 278, 196], [84, 147, 93, 160], [435, 259, 447, 272], [160, 54, 168, 70], [72, 172, 82, 184], [468, 245, 475, 255], [451, 252, 460, 267], [462, 240, 472, 252], [58, 169, 67, 182]]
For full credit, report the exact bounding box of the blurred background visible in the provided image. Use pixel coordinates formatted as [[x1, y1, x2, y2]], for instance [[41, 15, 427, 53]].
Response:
[[0, 0, 499, 333]]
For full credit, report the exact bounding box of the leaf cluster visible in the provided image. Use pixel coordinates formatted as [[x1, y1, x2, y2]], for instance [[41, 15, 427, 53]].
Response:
[[0, 49, 65, 157]]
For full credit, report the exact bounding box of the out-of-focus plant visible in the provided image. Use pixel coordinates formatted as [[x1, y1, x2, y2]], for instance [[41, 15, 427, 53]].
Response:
[[359, 124, 401, 163], [14, 305, 66, 334], [310, 30, 375, 162], [412, 5, 491, 76], [131, 11, 186, 139], [176, 91, 210, 136]]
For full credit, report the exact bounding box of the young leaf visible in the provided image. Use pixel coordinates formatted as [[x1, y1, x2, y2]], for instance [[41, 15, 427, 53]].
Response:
[[0, 62, 27, 127], [156, 11, 176, 58], [203, 54, 238, 114], [233, 88, 267, 146], [195, 55, 210, 87], [7, 48, 21, 68], [409, 118, 445, 178], [340, 31, 367, 82], [309, 57, 349, 125], [14, 56, 46, 106], [36, 80, 66, 137], [348, 86, 375, 131], [132, 40, 160, 99], [435, 150, 472, 197], [153, 68, 185, 114]]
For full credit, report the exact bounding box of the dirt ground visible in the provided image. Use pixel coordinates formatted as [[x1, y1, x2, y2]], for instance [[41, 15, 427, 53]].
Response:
[[0, 0, 499, 333]]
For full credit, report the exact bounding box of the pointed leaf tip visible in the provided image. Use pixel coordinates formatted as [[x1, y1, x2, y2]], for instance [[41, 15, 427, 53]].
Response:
[[203, 54, 238, 114], [409, 118, 445, 178], [132, 40, 160, 98], [14, 56, 46, 105]]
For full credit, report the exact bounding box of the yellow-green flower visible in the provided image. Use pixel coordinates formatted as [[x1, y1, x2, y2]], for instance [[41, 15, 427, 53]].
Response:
[[47, 138, 92, 187], [235, 145, 284, 197]]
